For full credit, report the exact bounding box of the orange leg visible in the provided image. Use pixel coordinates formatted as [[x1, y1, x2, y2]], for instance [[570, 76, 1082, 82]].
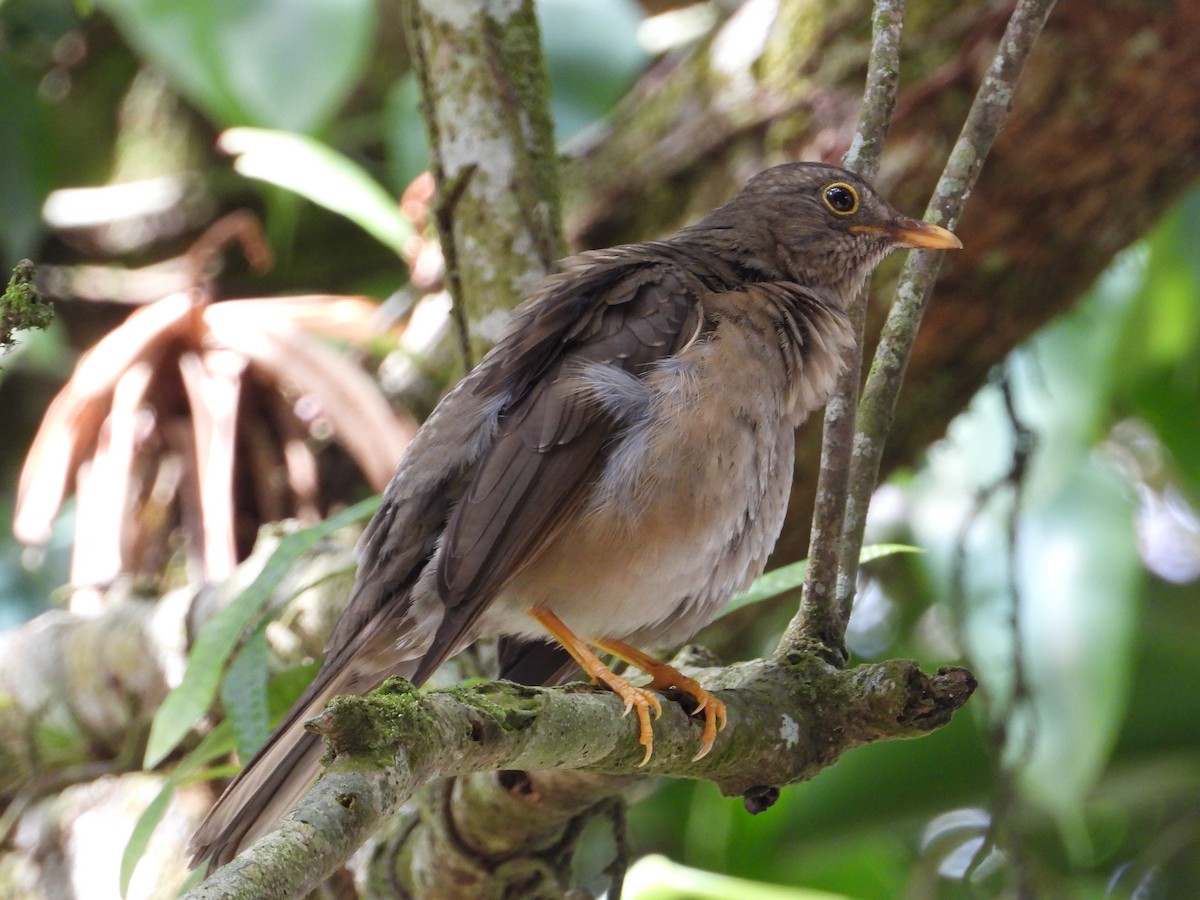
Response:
[[593, 637, 727, 762], [529, 609, 727, 764], [530, 608, 661, 765]]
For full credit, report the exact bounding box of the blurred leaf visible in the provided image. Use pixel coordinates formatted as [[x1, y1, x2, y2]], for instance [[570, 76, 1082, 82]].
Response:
[[122, 658, 319, 891], [626, 715, 989, 896], [859, 543, 924, 565], [722, 559, 808, 617], [1012, 461, 1139, 831], [383, 76, 428, 194], [268, 660, 322, 715], [120, 723, 238, 897], [625, 854, 850, 900], [220, 624, 270, 763], [909, 276, 1144, 849], [119, 774, 175, 898], [1112, 189, 1200, 503], [536, 0, 648, 141], [98, 0, 375, 134], [143, 496, 380, 768], [0, 57, 55, 264], [220, 127, 415, 257]]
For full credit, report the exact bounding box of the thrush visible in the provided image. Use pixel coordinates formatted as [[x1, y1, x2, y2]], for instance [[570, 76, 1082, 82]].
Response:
[[189, 162, 961, 869]]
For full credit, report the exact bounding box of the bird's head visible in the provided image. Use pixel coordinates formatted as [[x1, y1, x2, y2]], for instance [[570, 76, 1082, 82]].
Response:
[[685, 162, 962, 303]]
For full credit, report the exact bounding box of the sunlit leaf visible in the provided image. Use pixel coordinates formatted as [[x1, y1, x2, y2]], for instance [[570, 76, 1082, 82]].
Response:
[[219, 128, 414, 256]]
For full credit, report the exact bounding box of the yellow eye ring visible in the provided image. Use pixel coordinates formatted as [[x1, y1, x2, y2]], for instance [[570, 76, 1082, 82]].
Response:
[[822, 182, 859, 216]]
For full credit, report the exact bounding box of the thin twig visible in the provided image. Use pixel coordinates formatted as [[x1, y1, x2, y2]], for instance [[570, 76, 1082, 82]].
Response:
[[835, 0, 1059, 624], [949, 367, 1038, 894], [787, 0, 907, 660]]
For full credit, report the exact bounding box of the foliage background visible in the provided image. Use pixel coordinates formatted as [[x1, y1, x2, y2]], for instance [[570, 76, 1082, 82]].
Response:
[[1, 0, 1198, 897]]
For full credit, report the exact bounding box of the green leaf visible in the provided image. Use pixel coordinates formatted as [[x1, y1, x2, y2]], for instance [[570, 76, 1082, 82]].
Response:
[[143, 496, 380, 768], [1011, 462, 1140, 831], [219, 128, 415, 256], [0, 58, 57, 263], [119, 776, 176, 898], [220, 625, 270, 763], [857, 543, 924, 566], [719, 544, 922, 619], [1112, 189, 1200, 503], [119, 726, 239, 899], [721, 560, 808, 618], [183, 728, 234, 773], [537, 0, 648, 142], [98, 0, 375, 134]]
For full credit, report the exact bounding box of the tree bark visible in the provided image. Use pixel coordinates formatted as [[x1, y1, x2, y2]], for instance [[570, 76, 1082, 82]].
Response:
[[404, 0, 564, 366]]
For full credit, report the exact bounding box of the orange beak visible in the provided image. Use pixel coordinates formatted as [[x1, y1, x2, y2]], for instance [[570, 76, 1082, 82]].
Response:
[[851, 217, 962, 250]]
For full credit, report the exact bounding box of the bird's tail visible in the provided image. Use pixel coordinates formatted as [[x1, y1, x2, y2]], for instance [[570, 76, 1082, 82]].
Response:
[[188, 619, 423, 871]]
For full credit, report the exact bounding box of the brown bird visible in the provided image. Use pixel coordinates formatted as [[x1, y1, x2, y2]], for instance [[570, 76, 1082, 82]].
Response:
[[189, 162, 961, 869]]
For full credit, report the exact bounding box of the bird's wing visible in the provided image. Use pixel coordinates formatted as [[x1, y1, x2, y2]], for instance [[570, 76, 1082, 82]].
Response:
[[412, 252, 707, 682]]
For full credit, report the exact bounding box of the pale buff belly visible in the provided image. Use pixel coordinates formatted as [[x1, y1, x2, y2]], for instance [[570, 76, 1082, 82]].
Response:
[[477, 405, 795, 646]]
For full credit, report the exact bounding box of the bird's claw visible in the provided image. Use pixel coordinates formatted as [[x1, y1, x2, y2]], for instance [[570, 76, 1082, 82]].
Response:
[[690, 694, 728, 761], [639, 665, 728, 761]]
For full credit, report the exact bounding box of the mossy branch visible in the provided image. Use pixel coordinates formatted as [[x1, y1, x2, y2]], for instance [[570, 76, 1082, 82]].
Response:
[[185, 655, 974, 899], [404, 0, 564, 367]]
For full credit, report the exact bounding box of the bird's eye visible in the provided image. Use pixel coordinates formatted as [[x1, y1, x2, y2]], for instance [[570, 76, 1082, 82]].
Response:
[[822, 183, 859, 216]]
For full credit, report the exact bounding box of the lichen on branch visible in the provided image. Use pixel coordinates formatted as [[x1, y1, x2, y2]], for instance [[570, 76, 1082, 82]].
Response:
[[1, 260, 53, 355]]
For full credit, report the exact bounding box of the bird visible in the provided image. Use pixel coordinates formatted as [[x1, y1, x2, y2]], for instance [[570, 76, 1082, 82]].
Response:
[[189, 162, 961, 870]]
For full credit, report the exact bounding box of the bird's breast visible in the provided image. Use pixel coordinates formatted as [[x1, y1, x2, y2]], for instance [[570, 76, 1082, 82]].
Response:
[[486, 315, 810, 645]]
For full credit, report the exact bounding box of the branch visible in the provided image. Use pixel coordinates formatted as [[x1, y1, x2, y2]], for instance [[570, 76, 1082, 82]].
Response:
[[835, 0, 1059, 612], [185, 657, 975, 899], [360, 770, 635, 898], [404, 0, 564, 366], [791, 0, 907, 662]]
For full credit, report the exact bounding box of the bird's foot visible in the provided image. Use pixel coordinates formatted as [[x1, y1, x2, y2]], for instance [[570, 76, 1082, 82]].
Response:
[[529, 609, 727, 764], [587, 666, 663, 766], [641, 665, 728, 761], [530, 608, 664, 765], [594, 638, 728, 761]]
